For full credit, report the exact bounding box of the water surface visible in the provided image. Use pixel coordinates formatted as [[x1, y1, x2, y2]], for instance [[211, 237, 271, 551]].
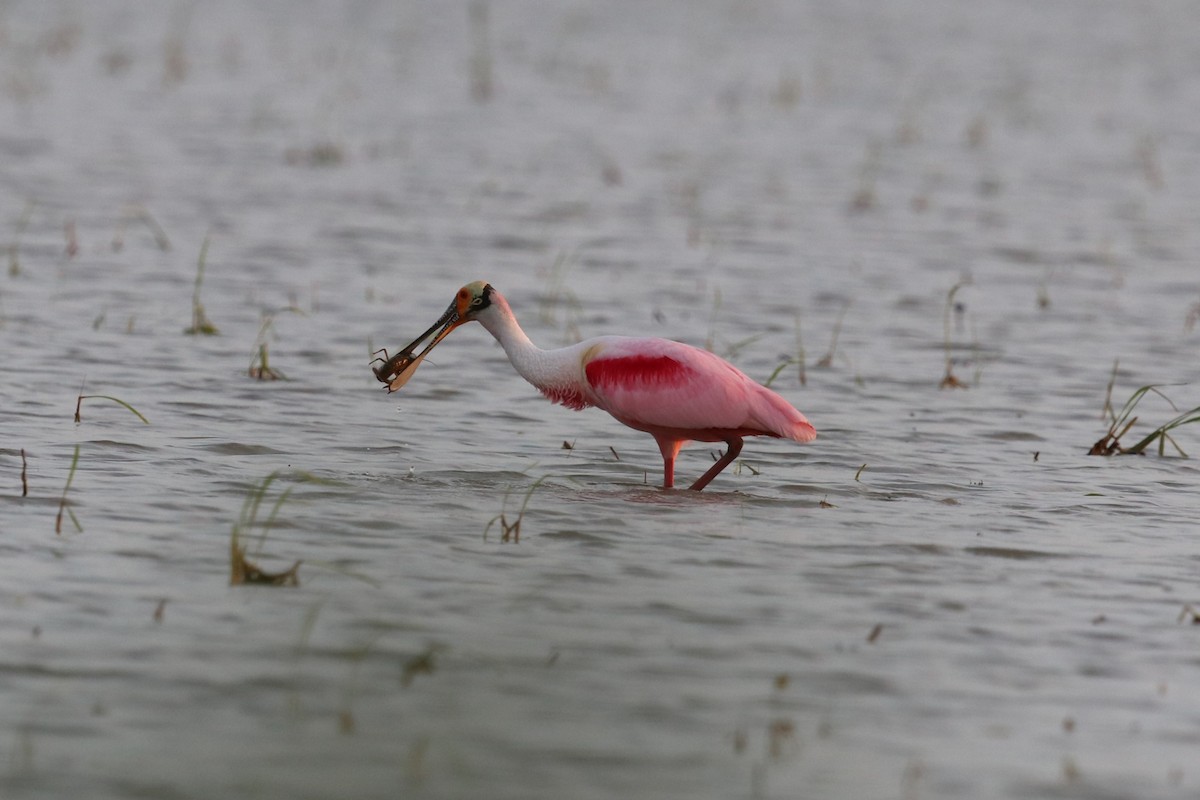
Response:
[[2, 1, 1200, 798]]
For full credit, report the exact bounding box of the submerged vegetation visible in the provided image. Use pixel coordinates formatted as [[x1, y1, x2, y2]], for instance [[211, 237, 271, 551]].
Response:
[[227, 471, 371, 587], [229, 471, 317, 586]]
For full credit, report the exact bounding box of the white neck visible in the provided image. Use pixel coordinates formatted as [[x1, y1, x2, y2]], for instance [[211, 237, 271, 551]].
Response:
[[475, 291, 587, 393]]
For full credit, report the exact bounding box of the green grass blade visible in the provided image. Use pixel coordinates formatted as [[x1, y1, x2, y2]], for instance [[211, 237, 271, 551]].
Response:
[[56, 445, 82, 534], [62, 444, 80, 495], [763, 358, 792, 389], [81, 395, 150, 425], [1125, 405, 1200, 455], [242, 470, 282, 530], [255, 485, 296, 553], [517, 475, 547, 517]]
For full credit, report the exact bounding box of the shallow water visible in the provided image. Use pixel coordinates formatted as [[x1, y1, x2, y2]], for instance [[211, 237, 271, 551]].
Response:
[[3, 1, 1200, 798]]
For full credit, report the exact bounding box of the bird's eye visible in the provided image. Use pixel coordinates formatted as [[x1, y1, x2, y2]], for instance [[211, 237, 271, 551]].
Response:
[[458, 289, 468, 300]]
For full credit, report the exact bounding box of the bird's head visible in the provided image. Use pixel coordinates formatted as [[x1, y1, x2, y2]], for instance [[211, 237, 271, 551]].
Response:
[[372, 281, 495, 392], [452, 280, 495, 322]]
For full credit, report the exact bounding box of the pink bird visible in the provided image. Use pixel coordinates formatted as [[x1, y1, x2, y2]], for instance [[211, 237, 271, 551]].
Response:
[[372, 281, 815, 490]]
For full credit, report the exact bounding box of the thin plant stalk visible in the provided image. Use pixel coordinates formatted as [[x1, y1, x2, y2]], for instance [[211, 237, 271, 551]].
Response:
[[764, 314, 806, 389], [940, 278, 971, 388], [55, 445, 82, 534], [249, 309, 303, 379], [1100, 359, 1119, 423], [817, 300, 850, 368], [484, 476, 546, 543], [185, 234, 218, 335], [9, 200, 35, 277]]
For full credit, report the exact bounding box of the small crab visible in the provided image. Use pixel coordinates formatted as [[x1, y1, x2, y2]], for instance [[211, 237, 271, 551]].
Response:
[[371, 346, 419, 384], [371, 304, 462, 392]]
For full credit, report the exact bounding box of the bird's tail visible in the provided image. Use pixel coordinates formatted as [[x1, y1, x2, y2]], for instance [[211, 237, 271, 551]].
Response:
[[751, 387, 816, 442], [789, 415, 817, 443]]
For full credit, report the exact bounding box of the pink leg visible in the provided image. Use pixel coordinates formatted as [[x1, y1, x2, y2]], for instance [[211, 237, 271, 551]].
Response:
[[654, 437, 685, 489], [688, 437, 743, 491]]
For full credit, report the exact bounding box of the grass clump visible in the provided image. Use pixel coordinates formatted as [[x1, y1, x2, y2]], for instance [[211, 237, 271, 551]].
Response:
[[484, 476, 546, 543], [248, 309, 303, 380], [229, 471, 315, 586], [184, 235, 219, 335], [248, 343, 283, 380], [1089, 372, 1200, 457], [228, 471, 365, 587]]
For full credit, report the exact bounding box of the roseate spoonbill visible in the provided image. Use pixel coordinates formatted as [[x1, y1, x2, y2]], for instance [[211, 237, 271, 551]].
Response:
[[373, 281, 815, 490]]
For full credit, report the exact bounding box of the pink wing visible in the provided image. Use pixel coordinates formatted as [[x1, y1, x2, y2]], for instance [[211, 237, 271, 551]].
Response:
[[582, 338, 815, 442]]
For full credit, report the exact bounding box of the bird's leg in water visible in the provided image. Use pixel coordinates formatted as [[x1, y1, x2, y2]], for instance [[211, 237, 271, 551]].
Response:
[[689, 437, 744, 491], [654, 437, 684, 490]]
